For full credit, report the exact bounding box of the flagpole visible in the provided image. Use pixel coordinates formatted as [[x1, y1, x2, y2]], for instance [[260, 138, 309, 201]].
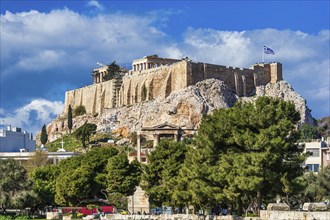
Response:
[[262, 46, 264, 63]]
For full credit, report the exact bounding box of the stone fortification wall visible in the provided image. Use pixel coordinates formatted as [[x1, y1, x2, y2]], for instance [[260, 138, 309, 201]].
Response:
[[63, 80, 115, 115], [118, 61, 188, 106], [62, 57, 282, 116], [117, 59, 282, 108], [188, 62, 282, 97]]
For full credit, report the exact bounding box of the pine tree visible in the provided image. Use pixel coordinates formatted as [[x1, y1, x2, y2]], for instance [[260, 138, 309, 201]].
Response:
[[181, 97, 305, 214], [103, 61, 120, 81], [74, 123, 97, 148], [68, 105, 73, 133], [141, 139, 187, 207], [40, 124, 48, 145]]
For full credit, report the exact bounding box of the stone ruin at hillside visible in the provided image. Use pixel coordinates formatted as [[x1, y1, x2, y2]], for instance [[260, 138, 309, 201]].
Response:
[[63, 54, 282, 115], [46, 55, 313, 142]]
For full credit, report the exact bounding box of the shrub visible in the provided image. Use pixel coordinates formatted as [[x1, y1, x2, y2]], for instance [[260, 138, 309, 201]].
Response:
[[74, 105, 86, 116]]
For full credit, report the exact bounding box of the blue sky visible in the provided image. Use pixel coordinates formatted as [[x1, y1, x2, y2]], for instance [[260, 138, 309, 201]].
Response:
[[0, 0, 329, 135]]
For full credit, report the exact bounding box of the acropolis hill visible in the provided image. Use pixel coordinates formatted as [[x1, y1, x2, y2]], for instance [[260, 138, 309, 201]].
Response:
[[63, 55, 282, 115], [45, 55, 313, 142]]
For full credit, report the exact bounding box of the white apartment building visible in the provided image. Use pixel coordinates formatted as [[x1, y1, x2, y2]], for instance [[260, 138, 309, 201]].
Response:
[[302, 138, 330, 172], [0, 125, 36, 152]]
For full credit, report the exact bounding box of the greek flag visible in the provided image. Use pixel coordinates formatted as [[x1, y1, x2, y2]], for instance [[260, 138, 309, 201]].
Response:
[[264, 46, 275, 55]]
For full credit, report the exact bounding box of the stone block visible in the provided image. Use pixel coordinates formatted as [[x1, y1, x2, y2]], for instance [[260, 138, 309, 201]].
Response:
[[46, 212, 58, 219], [302, 202, 328, 211], [266, 203, 290, 211]]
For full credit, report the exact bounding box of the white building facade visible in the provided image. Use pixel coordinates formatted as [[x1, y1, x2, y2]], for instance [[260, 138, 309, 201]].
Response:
[[0, 125, 36, 152], [302, 138, 329, 172]]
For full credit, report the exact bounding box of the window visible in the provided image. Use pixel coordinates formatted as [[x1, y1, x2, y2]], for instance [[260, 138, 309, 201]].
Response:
[[306, 164, 319, 172], [306, 148, 320, 157]]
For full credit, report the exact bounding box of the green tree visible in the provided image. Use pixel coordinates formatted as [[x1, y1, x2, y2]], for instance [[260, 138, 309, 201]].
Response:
[[55, 166, 93, 206], [141, 140, 188, 208], [106, 153, 141, 196], [303, 165, 330, 202], [74, 123, 97, 148], [0, 160, 35, 213], [103, 61, 120, 81], [181, 97, 305, 214], [40, 124, 48, 145], [49, 147, 118, 205], [83, 147, 119, 198], [74, 105, 86, 116], [299, 123, 320, 140], [29, 165, 60, 207], [25, 150, 49, 173], [68, 105, 73, 133]]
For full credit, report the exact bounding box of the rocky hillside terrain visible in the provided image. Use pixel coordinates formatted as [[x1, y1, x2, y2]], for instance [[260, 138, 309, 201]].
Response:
[[44, 79, 314, 143], [317, 116, 330, 138]]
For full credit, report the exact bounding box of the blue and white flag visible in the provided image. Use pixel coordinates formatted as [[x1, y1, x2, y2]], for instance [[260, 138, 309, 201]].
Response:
[[264, 46, 275, 55]]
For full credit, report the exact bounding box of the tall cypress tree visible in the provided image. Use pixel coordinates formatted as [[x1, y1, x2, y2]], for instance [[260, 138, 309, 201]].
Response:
[[68, 105, 73, 133], [40, 124, 48, 145]]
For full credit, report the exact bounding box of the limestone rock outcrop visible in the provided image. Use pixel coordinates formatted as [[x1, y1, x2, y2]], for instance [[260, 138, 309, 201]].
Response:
[[253, 80, 314, 124], [45, 79, 313, 143]]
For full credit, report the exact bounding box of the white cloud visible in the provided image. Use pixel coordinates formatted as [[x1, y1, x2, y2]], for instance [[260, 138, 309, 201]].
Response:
[[1, 9, 174, 78], [86, 0, 105, 11], [0, 8, 329, 125], [0, 99, 64, 135]]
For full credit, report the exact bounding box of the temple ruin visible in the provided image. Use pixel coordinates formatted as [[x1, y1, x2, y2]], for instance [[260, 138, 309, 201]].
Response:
[[63, 55, 282, 115]]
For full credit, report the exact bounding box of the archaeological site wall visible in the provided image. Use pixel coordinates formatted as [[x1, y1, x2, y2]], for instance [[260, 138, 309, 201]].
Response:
[[187, 62, 282, 97], [62, 55, 282, 116], [63, 80, 116, 115], [118, 61, 188, 106]]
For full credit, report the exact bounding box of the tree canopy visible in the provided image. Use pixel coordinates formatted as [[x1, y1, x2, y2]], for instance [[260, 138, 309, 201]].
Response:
[[74, 105, 86, 117], [106, 153, 141, 196], [30, 164, 60, 207], [0, 160, 36, 212], [141, 140, 188, 207], [299, 123, 320, 140], [103, 61, 121, 81], [178, 97, 305, 214], [74, 123, 97, 148]]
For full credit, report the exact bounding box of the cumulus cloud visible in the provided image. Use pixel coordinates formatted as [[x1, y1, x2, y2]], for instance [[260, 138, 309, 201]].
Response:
[[0, 99, 64, 135], [0, 7, 329, 135], [86, 0, 105, 11]]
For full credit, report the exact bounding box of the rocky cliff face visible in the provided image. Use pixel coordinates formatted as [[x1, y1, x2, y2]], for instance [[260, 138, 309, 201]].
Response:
[[253, 81, 314, 125], [45, 79, 314, 143]]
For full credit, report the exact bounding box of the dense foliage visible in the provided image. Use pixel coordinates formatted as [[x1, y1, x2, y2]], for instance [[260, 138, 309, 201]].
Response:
[[29, 146, 141, 207], [182, 97, 305, 214], [103, 61, 120, 81], [29, 165, 60, 207], [141, 140, 188, 207], [302, 166, 330, 202], [299, 123, 320, 140], [106, 153, 141, 196], [74, 105, 86, 116], [0, 160, 37, 212], [74, 123, 97, 148]]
